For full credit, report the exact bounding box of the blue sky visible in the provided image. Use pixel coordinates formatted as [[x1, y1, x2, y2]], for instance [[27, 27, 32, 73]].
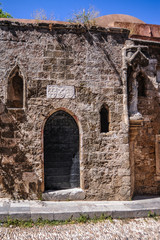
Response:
[[2, 0, 160, 24]]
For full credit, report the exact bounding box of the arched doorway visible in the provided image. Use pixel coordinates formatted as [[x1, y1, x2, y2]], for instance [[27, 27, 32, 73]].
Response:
[[44, 110, 80, 191]]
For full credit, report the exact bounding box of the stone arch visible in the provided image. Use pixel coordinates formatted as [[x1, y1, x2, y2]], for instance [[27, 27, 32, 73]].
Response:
[[7, 66, 24, 108], [44, 109, 80, 191], [100, 104, 109, 133]]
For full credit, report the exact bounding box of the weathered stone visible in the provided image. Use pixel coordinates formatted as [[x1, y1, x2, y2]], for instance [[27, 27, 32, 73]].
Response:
[[0, 18, 159, 201], [46, 85, 75, 99], [42, 188, 85, 201]]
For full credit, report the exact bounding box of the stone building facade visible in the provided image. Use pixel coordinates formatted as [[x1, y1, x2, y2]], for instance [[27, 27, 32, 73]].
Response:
[[0, 15, 160, 200]]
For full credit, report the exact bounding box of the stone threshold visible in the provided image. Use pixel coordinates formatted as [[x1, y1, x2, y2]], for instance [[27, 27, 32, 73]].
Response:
[[42, 188, 85, 201]]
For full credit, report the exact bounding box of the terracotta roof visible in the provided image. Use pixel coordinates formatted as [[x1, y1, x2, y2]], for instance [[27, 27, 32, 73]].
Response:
[[94, 14, 145, 28], [0, 15, 160, 42], [115, 22, 160, 42], [94, 14, 160, 42], [0, 14, 144, 27]]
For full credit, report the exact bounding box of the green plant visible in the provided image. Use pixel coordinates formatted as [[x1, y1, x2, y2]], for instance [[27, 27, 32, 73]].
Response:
[[2, 218, 64, 228], [76, 214, 89, 223], [79, 82, 86, 90], [148, 211, 158, 220], [38, 192, 43, 201], [0, 214, 115, 228], [68, 6, 99, 26], [4, 217, 34, 228], [32, 9, 55, 20], [107, 215, 113, 223], [0, 2, 12, 18]]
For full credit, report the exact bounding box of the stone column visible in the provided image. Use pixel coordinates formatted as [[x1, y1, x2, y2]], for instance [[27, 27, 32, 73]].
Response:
[[128, 66, 143, 120], [129, 119, 143, 196], [155, 135, 160, 181]]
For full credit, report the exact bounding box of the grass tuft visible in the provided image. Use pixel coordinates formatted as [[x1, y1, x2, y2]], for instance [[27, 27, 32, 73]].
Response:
[[147, 211, 158, 220], [0, 214, 114, 228]]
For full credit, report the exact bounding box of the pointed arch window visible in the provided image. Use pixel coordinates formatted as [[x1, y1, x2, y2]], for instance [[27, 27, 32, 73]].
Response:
[[100, 105, 109, 133], [7, 69, 24, 108]]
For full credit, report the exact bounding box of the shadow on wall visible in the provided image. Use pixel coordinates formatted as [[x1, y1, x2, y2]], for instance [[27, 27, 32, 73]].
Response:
[[0, 100, 41, 199], [129, 71, 160, 196]]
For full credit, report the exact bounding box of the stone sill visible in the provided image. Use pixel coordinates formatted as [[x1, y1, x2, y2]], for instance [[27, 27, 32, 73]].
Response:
[[42, 188, 85, 201], [100, 131, 115, 136], [154, 175, 160, 181], [7, 108, 25, 111]]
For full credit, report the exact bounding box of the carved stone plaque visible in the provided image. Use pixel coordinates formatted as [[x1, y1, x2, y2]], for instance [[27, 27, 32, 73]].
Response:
[[47, 85, 75, 99]]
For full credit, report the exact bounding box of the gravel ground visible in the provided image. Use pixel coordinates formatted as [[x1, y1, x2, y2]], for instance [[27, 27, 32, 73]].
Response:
[[0, 218, 160, 240]]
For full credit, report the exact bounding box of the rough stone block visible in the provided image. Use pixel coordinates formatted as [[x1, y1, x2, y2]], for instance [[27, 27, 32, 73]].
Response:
[[42, 188, 85, 201]]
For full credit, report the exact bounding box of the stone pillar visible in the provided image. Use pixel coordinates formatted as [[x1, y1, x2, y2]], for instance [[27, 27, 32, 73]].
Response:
[[129, 119, 143, 196], [128, 67, 143, 119], [155, 135, 160, 181]]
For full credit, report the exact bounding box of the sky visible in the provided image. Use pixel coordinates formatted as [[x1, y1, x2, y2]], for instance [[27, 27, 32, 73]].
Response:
[[2, 0, 160, 25]]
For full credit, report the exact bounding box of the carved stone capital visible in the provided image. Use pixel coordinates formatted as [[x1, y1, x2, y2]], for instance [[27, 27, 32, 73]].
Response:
[[130, 112, 143, 120], [126, 45, 149, 67]]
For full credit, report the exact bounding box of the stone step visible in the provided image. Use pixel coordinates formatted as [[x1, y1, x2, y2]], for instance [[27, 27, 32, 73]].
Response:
[[42, 188, 85, 201]]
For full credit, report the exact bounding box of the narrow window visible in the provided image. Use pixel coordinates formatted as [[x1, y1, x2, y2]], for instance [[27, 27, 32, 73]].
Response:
[[100, 106, 109, 133], [7, 71, 23, 108], [137, 73, 146, 97]]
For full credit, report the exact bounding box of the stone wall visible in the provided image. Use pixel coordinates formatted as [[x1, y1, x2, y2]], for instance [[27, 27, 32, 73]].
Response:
[[130, 41, 160, 196], [0, 20, 131, 200]]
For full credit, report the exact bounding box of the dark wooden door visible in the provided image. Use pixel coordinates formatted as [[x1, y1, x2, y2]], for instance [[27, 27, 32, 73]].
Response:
[[44, 110, 80, 191]]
